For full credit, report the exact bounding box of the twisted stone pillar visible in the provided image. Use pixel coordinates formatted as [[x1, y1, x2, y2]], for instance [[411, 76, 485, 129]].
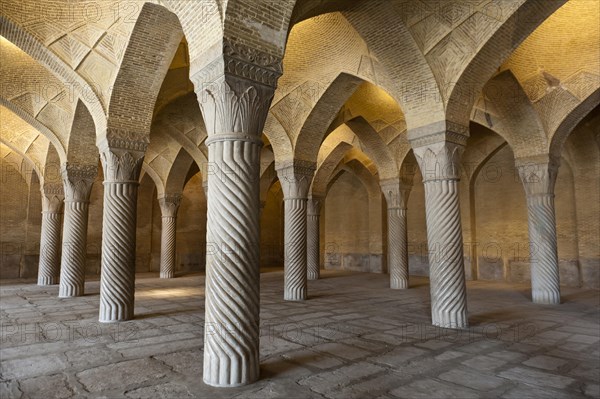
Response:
[[380, 179, 412, 289], [59, 164, 97, 297], [158, 195, 182, 279], [517, 157, 561, 304], [38, 184, 64, 285], [413, 138, 468, 328], [193, 49, 280, 386], [306, 197, 322, 280], [98, 137, 146, 322], [278, 163, 315, 300]]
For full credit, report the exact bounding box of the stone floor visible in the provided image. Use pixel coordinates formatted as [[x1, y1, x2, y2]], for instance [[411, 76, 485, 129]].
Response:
[[0, 270, 599, 399]]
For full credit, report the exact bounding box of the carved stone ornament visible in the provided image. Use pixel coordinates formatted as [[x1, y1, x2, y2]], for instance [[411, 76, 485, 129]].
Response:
[[413, 141, 465, 182], [62, 163, 97, 202], [158, 194, 183, 218], [277, 160, 316, 199]]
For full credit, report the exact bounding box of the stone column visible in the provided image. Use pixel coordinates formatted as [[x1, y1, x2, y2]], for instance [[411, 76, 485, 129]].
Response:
[[278, 162, 315, 300], [380, 179, 412, 289], [158, 194, 182, 279], [517, 157, 561, 304], [413, 138, 468, 328], [38, 184, 64, 285], [58, 164, 97, 297], [306, 196, 322, 281], [98, 137, 146, 322], [193, 46, 280, 387]]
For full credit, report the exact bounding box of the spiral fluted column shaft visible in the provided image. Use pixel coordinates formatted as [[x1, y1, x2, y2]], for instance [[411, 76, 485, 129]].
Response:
[[59, 202, 89, 296], [388, 207, 409, 289], [414, 140, 468, 329], [38, 211, 63, 285], [160, 216, 177, 279], [526, 194, 560, 304], [284, 199, 308, 299], [203, 137, 261, 387], [307, 214, 320, 281], [423, 179, 468, 328], [99, 182, 138, 322], [517, 159, 561, 305]]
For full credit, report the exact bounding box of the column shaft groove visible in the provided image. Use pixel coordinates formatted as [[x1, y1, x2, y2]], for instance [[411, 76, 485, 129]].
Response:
[[59, 201, 89, 296], [99, 182, 138, 322], [38, 212, 62, 285], [388, 207, 409, 289], [203, 139, 261, 387], [527, 194, 560, 304], [284, 198, 308, 300], [307, 213, 320, 280], [160, 216, 177, 278], [424, 179, 468, 328]]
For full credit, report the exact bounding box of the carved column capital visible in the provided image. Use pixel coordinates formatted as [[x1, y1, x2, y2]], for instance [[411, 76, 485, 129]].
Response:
[[412, 140, 465, 182], [380, 178, 412, 210], [61, 163, 97, 202], [516, 156, 560, 197], [41, 183, 64, 213], [307, 196, 323, 216], [158, 194, 182, 218], [277, 161, 316, 200], [191, 41, 282, 139], [98, 134, 147, 183]]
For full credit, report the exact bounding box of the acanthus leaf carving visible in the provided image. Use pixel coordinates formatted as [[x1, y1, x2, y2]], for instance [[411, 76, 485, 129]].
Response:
[[380, 178, 412, 209], [198, 79, 275, 137], [516, 156, 560, 197], [41, 183, 65, 213], [100, 147, 145, 183], [277, 160, 316, 199], [62, 163, 98, 202], [158, 194, 182, 218], [413, 140, 465, 182]]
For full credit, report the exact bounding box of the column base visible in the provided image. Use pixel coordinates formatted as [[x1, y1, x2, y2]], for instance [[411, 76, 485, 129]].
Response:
[[160, 272, 174, 279], [38, 277, 58, 286], [284, 291, 307, 301], [59, 285, 84, 297], [99, 306, 134, 323], [432, 310, 468, 329], [203, 354, 259, 387], [391, 279, 408, 289], [532, 289, 560, 305], [307, 272, 319, 281]]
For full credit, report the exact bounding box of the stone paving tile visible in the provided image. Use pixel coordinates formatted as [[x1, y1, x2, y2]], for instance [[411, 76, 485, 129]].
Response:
[[297, 361, 385, 395], [438, 367, 506, 391], [584, 383, 600, 398], [461, 354, 507, 371], [124, 381, 195, 398], [18, 374, 75, 399], [0, 271, 598, 398], [434, 350, 466, 361], [569, 333, 600, 344], [311, 342, 371, 360], [75, 358, 172, 392], [522, 354, 569, 370], [282, 348, 344, 369], [500, 384, 587, 399], [0, 353, 68, 379], [498, 366, 576, 389], [368, 346, 428, 367], [327, 373, 405, 399], [155, 349, 203, 376], [389, 378, 480, 398]]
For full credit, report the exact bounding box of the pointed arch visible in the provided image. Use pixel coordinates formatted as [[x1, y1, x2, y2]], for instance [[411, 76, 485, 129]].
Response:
[[446, 0, 567, 128], [67, 101, 99, 165], [105, 3, 183, 139]]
